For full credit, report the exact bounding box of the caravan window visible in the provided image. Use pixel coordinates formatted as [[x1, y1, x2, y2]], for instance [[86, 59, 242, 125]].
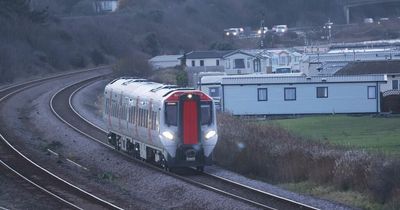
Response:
[[234, 59, 245, 69]]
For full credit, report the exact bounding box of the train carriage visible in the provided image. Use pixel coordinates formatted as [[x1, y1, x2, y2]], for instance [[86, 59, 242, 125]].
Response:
[[103, 78, 218, 171]]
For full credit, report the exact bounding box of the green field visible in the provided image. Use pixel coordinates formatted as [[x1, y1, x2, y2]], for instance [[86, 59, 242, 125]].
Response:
[[274, 115, 400, 155]]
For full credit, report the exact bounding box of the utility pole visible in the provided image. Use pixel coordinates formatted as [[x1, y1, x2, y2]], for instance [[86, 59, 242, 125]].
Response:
[[259, 20, 266, 49], [323, 19, 333, 42]]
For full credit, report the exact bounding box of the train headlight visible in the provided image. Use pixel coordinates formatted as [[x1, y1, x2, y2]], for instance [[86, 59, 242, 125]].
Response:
[[162, 131, 174, 140], [205, 130, 216, 139]]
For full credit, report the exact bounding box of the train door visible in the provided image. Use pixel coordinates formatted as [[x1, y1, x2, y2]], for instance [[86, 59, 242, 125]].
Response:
[[179, 94, 200, 145]]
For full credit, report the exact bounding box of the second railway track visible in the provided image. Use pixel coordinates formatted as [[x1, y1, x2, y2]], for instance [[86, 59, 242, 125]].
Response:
[[0, 67, 124, 210], [51, 76, 320, 210]]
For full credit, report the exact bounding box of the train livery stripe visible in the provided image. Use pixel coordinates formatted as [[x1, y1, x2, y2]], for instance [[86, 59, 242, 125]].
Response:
[[183, 100, 199, 145]]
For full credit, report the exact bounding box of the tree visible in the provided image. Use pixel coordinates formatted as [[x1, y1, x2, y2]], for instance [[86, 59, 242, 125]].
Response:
[[0, 0, 48, 23], [141, 33, 161, 56], [113, 52, 153, 77], [176, 70, 188, 87], [209, 41, 236, 51]]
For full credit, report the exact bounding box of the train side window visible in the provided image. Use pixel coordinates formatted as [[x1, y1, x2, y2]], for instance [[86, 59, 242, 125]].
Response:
[[144, 110, 148, 128], [139, 108, 143, 127], [128, 107, 133, 123], [119, 106, 123, 119], [156, 111, 160, 130], [105, 99, 110, 114], [111, 103, 116, 117], [149, 111, 153, 129], [165, 103, 177, 126], [110, 103, 113, 116], [152, 111, 157, 130], [201, 103, 212, 125], [138, 108, 141, 126], [150, 111, 157, 130], [121, 105, 126, 120], [133, 106, 137, 125]]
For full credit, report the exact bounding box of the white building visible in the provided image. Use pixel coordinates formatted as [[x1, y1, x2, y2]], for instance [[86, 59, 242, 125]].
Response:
[[222, 49, 304, 75], [182, 51, 231, 69], [199, 74, 387, 115], [93, 0, 119, 13], [262, 49, 303, 73], [223, 50, 269, 75], [148, 55, 182, 70], [181, 51, 231, 87]]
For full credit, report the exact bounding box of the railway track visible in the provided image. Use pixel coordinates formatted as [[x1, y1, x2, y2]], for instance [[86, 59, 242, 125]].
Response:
[[0, 67, 124, 210], [51, 77, 320, 210]]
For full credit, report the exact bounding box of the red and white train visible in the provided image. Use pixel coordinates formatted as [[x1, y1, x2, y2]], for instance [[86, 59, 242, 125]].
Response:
[[103, 78, 218, 171]]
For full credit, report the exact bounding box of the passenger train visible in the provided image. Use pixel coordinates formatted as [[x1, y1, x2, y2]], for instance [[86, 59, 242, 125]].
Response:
[[103, 77, 218, 171]]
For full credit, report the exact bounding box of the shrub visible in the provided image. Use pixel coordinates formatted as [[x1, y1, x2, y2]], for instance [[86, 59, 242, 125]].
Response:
[[176, 70, 188, 87], [368, 160, 400, 204], [69, 53, 87, 68], [113, 52, 153, 77], [333, 150, 371, 191], [90, 49, 106, 66], [215, 113, 400, 206]]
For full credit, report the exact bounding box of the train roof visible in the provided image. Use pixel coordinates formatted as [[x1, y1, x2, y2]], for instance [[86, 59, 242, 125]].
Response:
[[105, 77, 202, 101]]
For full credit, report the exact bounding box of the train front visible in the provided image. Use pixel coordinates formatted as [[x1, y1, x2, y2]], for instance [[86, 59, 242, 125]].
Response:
[[159, 90, 218, 170]]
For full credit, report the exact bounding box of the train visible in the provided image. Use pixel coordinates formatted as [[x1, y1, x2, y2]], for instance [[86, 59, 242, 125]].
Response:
[[103, 77, 218, 171]]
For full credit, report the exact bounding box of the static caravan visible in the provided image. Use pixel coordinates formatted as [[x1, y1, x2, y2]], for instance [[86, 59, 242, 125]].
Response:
[[199, 74, 387, 115]]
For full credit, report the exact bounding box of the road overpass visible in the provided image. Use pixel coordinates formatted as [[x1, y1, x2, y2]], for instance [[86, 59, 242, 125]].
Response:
[[338, 0, 400, 24]]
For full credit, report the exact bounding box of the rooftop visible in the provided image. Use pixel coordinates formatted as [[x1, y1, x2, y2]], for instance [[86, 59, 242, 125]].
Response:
[[149, 55, 182, 62], [182, 50, 233, 59], [335, 60, 400, 75], [220, 74, 387, 85]]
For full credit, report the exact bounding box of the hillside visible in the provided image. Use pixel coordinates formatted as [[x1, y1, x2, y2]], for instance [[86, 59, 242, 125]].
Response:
[[1, 0, 400, 83]]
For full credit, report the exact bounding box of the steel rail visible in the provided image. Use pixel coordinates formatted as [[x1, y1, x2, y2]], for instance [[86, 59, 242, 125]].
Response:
[[51, 77, 320, 210], [0, 67, 124, 210]]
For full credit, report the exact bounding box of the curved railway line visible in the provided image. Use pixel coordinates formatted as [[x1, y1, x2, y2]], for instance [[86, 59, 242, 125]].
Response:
[[51, 76, 320, 210], [0, 68, 124, 210]]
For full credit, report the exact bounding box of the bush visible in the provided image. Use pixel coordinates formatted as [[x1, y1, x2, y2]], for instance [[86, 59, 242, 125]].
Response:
[[113, 52, 153, 77], [215, 113, 400, 206], [176, 70, 188, 87], [69, 53, 87, 68], [90, 49, 106, 66], [368, 160, 400, 204], [149, 68, 179, 84], [333, 150, 371, 191]]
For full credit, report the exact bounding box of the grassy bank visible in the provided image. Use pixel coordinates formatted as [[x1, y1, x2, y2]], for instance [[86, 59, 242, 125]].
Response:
[[275, 115, 400, 156], [215, 113, 400, 210]]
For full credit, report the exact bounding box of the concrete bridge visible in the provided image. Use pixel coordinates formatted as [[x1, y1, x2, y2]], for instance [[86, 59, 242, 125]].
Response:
[[338, 0, 400, 24]]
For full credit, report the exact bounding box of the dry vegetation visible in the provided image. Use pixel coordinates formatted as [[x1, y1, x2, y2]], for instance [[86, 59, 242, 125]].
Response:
[[215, 113, 400, 209]]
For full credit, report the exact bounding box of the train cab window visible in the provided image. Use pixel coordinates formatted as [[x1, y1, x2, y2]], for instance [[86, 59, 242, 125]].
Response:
[[165, 103, 177, 126], [201, 103, 212, 125]]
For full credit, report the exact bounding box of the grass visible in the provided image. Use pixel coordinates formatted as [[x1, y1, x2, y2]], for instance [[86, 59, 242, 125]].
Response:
[[280, 181, 382, 210], [273, 115, 400, 156]]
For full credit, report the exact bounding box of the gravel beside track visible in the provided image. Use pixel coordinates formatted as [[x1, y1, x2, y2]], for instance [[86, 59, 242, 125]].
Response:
[[0, 162, 67, 209], [0, 69, 125, 209]]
